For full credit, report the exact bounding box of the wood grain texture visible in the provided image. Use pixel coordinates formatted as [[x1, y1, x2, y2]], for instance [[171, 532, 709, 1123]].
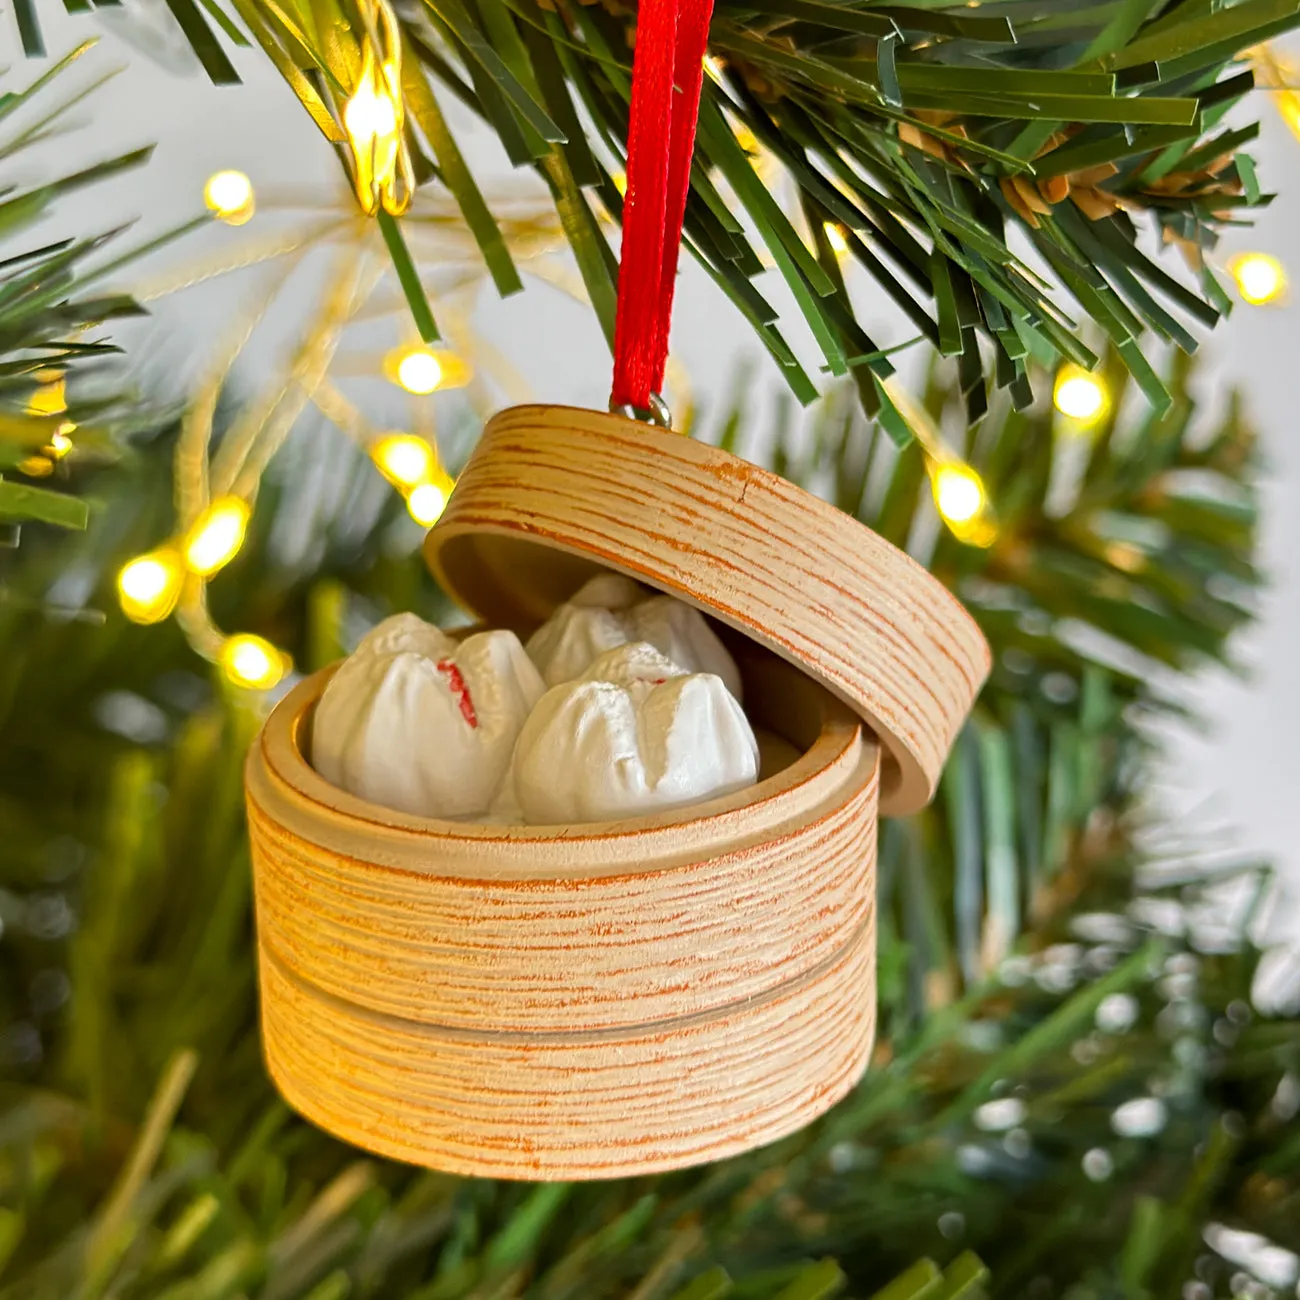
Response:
[[258, 919, 875, 1181], [425, 404, 991, 816], [246, 657, 880, 1178], [250, 675, 877, 1033]]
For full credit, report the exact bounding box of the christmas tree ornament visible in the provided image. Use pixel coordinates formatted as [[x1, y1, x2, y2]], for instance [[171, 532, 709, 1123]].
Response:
[[244, 0, 990, 1179], [245, 399, 989, 1179]]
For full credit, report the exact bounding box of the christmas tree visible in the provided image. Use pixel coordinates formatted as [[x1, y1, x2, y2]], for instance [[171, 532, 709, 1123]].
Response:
[[2, 3, 1300, 1297], [2, 348, 1295, 1297]]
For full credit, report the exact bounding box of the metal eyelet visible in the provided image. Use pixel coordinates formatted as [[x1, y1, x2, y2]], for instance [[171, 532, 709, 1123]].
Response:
[[609, 392, 672, 429]]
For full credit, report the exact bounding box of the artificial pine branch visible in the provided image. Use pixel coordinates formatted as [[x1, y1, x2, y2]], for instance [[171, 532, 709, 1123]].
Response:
[[25, 0, 1300, 421], [0, 41, 199, 535]]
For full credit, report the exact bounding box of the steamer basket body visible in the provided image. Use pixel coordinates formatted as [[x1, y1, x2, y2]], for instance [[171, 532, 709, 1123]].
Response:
[[246, 662, 880, 1181]]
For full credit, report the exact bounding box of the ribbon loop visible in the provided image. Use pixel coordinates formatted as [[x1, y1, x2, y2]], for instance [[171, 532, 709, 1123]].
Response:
[[610, 0, 715, 416]]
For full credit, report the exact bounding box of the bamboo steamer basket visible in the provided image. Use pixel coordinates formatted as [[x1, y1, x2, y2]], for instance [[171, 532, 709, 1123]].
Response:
[[245, 405, 990, 1181]]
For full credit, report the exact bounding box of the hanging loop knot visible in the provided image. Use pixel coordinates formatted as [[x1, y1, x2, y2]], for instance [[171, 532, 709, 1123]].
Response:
[[609, 0, 716, 422]]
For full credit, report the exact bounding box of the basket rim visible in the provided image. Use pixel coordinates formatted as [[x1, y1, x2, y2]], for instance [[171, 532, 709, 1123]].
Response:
[[247, 663, 878, 879]]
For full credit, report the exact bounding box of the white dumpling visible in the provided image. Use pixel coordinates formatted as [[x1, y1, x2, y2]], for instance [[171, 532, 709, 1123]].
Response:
[[352, 611, 452, 660], [525, 574, 742, 699], [567, 572, 646, 610], [312, 619, 543, 819], [525, 603, 631, 690], [508, 642, 758, 825], [628, 596, 743, 701]]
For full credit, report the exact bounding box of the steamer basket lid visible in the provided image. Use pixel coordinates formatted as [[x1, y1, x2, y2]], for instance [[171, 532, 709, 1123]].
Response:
[[425, 405, 990, 815]]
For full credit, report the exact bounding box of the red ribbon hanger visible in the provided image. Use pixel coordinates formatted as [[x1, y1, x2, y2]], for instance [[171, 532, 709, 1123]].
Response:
[[609, 0, 716, 420]]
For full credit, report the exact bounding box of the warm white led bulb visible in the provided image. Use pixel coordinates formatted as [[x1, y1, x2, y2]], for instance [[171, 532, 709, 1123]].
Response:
[[1229, 252, 1286, 305], [406, 481, 448, 526], [120, 557, 171, 605], [183, 497, 250, 577], [395, 350, 444, 394], [344, 82, 398, 142], [1054, 367, 1107, 424], [932, 463, 985, 526], [222, 634, 288, 690], [372, 434, 434, 488], [204, 170, 255, 225], [118, 550, 183, 624]]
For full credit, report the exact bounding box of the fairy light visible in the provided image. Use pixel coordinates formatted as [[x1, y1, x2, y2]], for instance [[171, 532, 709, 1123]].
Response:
[[222, 634, 289, 691], [932, 462, 986, 527], [733, 122, 761, 156], [406, 472, 455, 526], [370, 423, 456, 520], [394, 348, 443, 394], [19, 376, 75, 473], [118, 549, 184, 624], [372, 433, 434, 488], [929, 459, 996, 547], [344, 75, 398, 144], [183, 496, 251, 577], [823, 221, 849, 256], [342, 0, 412, 219], [1278, 89, 1300, 140], [204, 170, 255, 226], [383, 346, 470, 394], [27, 377, 66, 417], [1254, 47, 1300, 141], [1054, 365, 1108, 425], [1228, 252, 1286, 305]]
